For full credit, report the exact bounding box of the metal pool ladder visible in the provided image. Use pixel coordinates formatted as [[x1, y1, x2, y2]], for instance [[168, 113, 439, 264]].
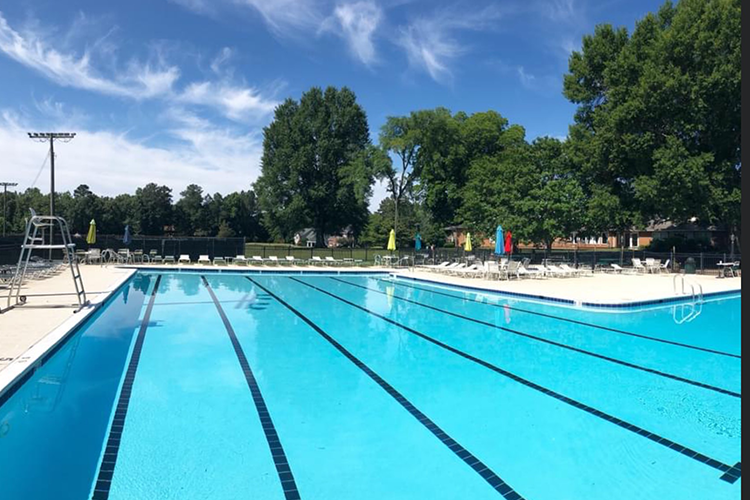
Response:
[[672, 274, 703, 324], [2, 211, 87, 313]]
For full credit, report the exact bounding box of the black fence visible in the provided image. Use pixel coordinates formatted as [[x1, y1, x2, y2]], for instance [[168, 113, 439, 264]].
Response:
[[0, 235, 741, 273], [0, 235, 246, 265]]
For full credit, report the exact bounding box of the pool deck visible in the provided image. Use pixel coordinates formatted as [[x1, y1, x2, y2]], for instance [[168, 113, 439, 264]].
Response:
[[393, 269, 741, 307], [0, 264, 741, 390]]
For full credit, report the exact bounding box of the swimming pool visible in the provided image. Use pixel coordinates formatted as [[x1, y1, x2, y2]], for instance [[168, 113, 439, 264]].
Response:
[[0, 271, 741, 499]]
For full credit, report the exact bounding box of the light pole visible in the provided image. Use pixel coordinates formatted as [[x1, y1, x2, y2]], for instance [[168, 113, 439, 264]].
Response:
[[1, 181, 18, 237], [27, 132, 76, 258]]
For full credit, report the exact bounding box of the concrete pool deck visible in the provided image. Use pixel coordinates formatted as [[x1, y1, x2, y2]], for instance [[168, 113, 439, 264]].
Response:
[[392, 269, 741, 307], [0, 264, 740, 387]]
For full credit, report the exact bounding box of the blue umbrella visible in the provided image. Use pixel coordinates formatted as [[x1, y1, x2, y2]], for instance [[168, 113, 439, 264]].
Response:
[[415, 232, 422, 251], [495, 225, 505, 255], [122, 225, 132, 245]]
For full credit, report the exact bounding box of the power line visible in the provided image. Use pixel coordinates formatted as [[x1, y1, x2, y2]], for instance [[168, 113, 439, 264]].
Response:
[[29, 148, 50, 189]]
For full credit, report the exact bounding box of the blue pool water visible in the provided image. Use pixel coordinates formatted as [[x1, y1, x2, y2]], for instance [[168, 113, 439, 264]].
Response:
[[0, 272, 741, 499]]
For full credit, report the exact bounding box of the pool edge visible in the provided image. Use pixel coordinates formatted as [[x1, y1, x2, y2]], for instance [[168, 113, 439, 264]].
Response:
[[0, 268, 137, 403]]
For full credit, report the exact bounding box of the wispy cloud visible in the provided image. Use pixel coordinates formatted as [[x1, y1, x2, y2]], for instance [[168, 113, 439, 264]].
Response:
[[321, 1, 382, 66], [237, 0, 323, 35], [0, 12, 180, 99], [397, 5, 502, 84], [177, 81, 279, 122], [0, 12, 279, 123]]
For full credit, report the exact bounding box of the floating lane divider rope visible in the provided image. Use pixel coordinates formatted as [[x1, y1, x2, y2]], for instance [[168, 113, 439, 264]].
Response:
[[202, 276, 301, 500], [92, 274, 162, 500], [246, 276, 526, 500], [289, 277, 740, 484]]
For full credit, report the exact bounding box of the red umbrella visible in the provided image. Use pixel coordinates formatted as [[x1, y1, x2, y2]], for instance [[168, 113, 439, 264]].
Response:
[[504, 230, 513, 254]]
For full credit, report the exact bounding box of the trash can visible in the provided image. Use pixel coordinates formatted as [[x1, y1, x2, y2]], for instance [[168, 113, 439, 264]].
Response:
[[684, 257, 696, 274]]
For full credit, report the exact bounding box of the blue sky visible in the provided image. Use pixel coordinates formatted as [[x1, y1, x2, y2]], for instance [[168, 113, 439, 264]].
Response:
[[0, 0, 664, 208]]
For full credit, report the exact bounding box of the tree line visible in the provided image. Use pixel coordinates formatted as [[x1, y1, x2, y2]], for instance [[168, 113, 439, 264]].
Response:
[[1, 0, 740, 250]]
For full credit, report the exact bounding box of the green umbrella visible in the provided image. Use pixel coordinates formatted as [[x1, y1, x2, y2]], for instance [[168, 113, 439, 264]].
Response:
[[86, 219, 97, 245]]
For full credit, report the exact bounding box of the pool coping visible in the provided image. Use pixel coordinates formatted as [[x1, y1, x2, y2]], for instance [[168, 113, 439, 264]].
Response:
[[0, 269, 137, 404], [391, 274, 741, 310]]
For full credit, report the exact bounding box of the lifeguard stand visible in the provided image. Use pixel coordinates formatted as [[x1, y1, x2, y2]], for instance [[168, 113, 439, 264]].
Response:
[[1, 210, 87, 313]]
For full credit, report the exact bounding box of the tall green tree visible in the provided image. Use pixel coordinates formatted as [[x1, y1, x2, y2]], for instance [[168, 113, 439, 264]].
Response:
[[174, 184, 206, 236], [255, 86, 374, 246], [135, 183, 173, 235], [564, 0, 741, 238], [460, 138, 586, 253]]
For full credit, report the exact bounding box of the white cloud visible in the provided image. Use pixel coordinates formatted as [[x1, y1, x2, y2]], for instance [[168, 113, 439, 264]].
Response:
[[323, 2, 382, 65], [0, 12, 180, 100], [0, 12, 279, 123], [397, 6, 502, 84], [177, 81, 278, 122], [237, 0, 323, 35], [0, 109, 264, 197]]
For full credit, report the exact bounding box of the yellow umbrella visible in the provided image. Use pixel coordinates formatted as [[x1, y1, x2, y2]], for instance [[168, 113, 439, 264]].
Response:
[[86, 219, 97, 245], [387, 229, 396, 251], [464, 232, 472, 252]]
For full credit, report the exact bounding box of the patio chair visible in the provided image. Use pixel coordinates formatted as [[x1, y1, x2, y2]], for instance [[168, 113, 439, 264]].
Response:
[[453, 263, 483, 278], [251, 255, 265, 265], [659, 259, 671, 273], [213, 256, 227, 266], [234, 255, 248, 266], [309, 256, 324, 266], [164, 255, 176, 265], [86, 248, 102, 265], [610, 263, 636, 274], [438, 262, 461, 274], [560, 264, 590, 277], [324, 256, 342, 266], [285, 256, 300, 265], [267, 256, 280, 265], [178, 254, 192, 265], [518, 264, 544, 279], [198, 255, 211, 265]]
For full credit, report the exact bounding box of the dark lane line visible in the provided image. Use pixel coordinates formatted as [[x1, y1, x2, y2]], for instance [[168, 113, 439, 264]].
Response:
[[202, 276, 301, 500], [289, 277, 741, 483], [247, 277, 524, 500], [92, 275, 161, 500], [382, 278, 740, 359], [333, 278, 739, 399]]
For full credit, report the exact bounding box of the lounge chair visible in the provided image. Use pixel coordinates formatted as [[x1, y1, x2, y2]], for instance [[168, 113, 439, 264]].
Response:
[[632, 258, 648, 274], [659, 259, 671, 273], [324, 256, 341, 266], [198, 255, 211, 265], [309, 256, 324, 266], [164, 255, 176, 265], [234, 255, 248, 266], [610, 263, 635, 274], [436, 262, 461, 274], [424, 261, 450, 270], [251, 255, 265, 265], [560, 264, 589, 277], [446, 263, 468, 276], [284, 256, 301, 265], [213, 256, 227, 266], [454, 264, 483, 278], [178, 254, 192, 265], [518, 264, 544, 279], [267, 256, 280, 265]]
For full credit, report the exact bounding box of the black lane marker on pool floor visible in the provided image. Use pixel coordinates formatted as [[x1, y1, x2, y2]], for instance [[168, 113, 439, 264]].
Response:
[[334, 278, 739, 399], [381, 278, 740, 360], [202, 276, 301, 500], [246, 277, 525, 500], [92, 275, 161, 500], [289, 277, 741, 484]]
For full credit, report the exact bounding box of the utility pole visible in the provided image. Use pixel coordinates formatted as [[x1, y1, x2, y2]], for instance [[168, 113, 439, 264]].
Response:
[[1, 181, 18, 237], [27, 132, 76, 258]]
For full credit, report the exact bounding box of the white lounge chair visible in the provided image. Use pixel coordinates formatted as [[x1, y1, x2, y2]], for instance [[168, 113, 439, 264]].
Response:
[[518, 264, 544, 279], [309, 256, 323, 266], [213, 256, 227, 266], [267, 256, 280, 265], [560, 264, 589, 277], [659, 259, 671, 273], [632, 258, 648, 274], [437, 262, 461, 274], [178, 254, 192, 264], [447, 263, 468, 276], [611, 263, 635, 274], [324, 256, 341, 266], [164, 255, 176, 265], [251, 255, 265, 265], [285, 256, 301, 265], [198, 254, 211, 265], [454, 264, 483, 278], [234, 255, 247, 266]]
